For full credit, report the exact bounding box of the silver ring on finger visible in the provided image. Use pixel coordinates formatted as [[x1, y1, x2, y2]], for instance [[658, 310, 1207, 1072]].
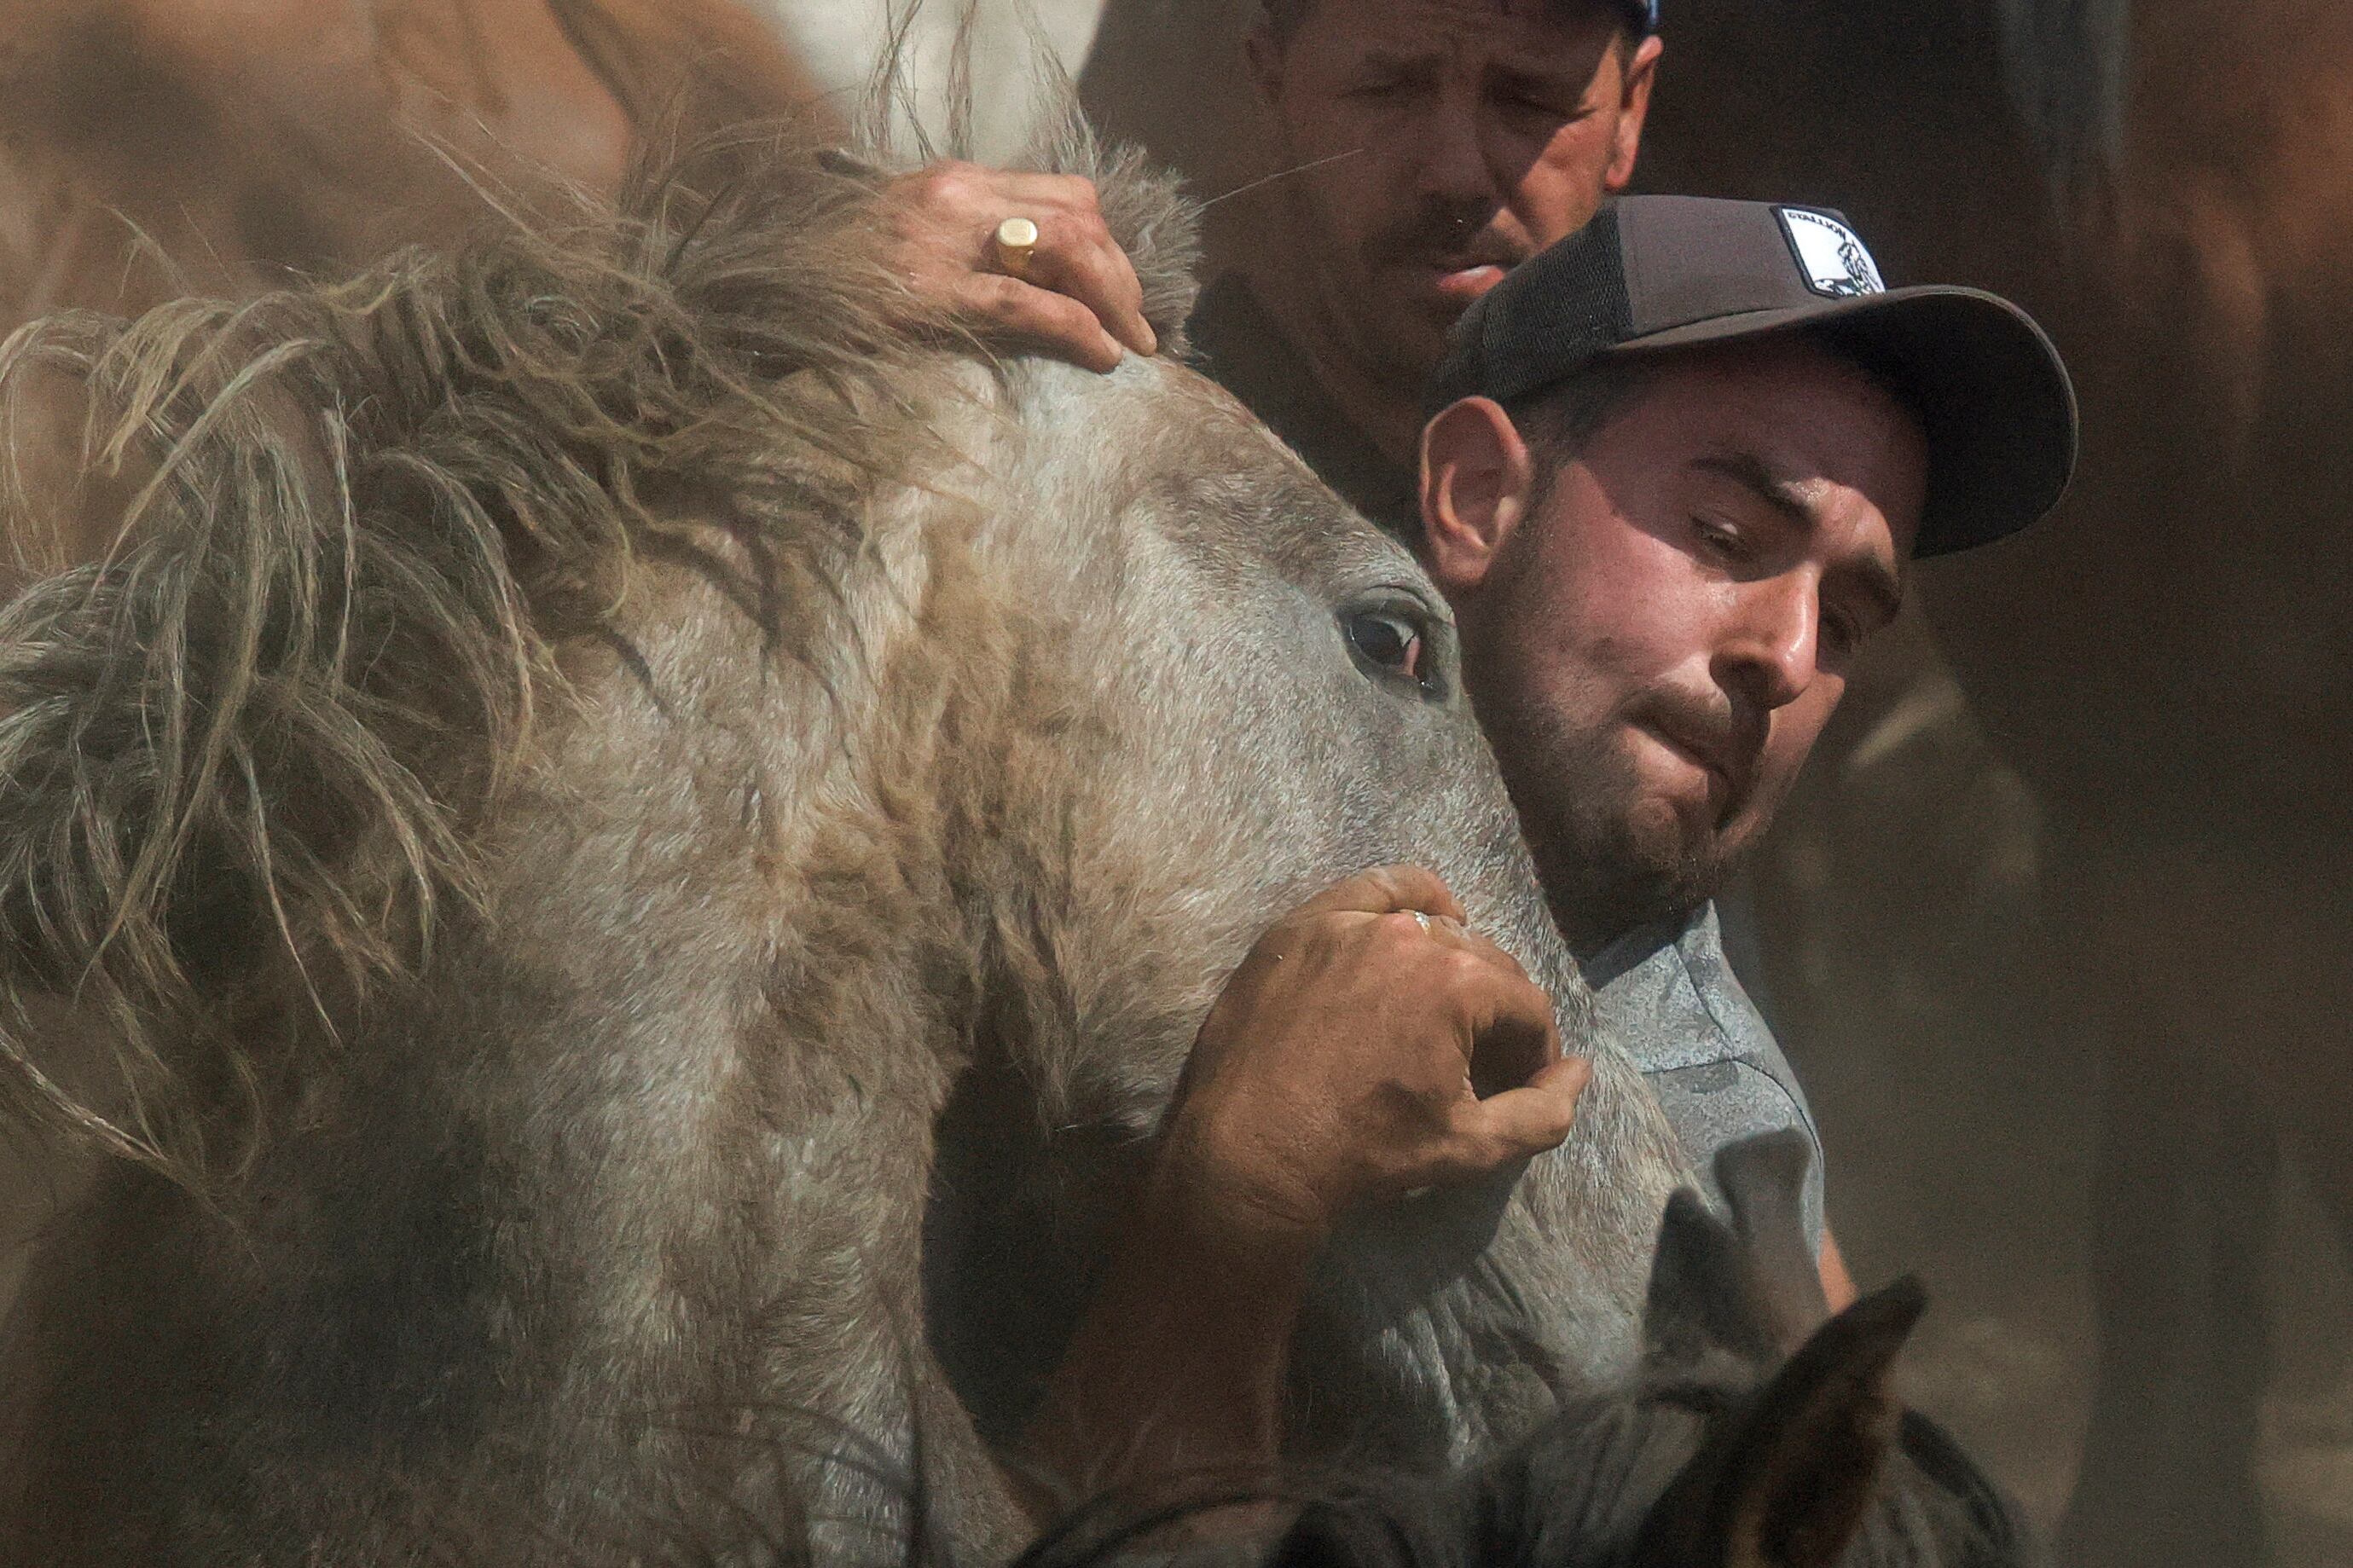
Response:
[[1411, 909, 1434, 936], [993, 216, 1040, 279]]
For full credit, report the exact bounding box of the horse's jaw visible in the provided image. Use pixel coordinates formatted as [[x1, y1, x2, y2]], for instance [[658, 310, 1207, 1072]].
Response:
[[1285, 1056, 1684, 1473]]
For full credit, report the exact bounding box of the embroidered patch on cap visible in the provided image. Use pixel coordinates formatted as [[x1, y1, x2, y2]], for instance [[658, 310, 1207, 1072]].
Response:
[[1777, 208, 1886, 298]]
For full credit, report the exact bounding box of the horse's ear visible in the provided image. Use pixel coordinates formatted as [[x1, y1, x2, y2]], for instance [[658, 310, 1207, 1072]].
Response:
[[1714, 1130, 1833, 1351], [1630, 1276, 1928, 1568], [1643, 1189, 1786, 1368]]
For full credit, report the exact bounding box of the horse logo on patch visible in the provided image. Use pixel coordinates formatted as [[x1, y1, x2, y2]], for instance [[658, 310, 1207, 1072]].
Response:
[[1777, 208, 1886, 298]]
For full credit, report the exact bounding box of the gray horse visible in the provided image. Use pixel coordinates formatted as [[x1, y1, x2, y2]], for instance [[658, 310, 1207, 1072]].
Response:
[[0, 115, 1683, 1565]]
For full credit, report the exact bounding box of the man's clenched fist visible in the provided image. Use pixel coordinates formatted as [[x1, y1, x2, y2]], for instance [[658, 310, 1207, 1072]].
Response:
[[1155, 863, 1591, 1246]]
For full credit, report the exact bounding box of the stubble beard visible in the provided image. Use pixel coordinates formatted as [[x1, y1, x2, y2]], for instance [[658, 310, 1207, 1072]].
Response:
[[1529, 728, 1733, 953], [1470, 671, 1743, 954], [1261, 146, 1462, 402]]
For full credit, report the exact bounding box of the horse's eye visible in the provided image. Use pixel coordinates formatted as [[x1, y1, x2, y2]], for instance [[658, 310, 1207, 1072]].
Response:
[[1344, 608, 1428, 686]]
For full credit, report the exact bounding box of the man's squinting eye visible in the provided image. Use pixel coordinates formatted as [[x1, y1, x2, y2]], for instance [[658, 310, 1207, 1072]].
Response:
[[1496, 90, 1575, 124], [1344, 608, 1432, 689], [1692, 517, 1752, 564]]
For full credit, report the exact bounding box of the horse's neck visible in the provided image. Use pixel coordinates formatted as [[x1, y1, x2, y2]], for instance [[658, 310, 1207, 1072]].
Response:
[[1285, 1051, 1675, 1472], [204, 499, 1035, 1550]]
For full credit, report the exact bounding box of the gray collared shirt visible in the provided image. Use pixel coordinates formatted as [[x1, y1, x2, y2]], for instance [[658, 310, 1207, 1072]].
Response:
[[1582, 902, 1827, 1251]]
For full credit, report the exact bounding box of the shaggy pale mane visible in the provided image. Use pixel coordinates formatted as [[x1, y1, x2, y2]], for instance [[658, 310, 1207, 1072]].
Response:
[[0, 107, 1198, 1194]]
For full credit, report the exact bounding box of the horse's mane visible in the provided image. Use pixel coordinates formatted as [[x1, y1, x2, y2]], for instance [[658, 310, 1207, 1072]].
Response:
[[1995, 0, 2132, 211], [0, 102, 1200, 1195]]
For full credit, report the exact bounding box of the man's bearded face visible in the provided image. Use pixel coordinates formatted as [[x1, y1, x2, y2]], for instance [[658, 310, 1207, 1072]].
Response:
[[1255, 0, 1652, 398], [1448, 342, 1927, 950]]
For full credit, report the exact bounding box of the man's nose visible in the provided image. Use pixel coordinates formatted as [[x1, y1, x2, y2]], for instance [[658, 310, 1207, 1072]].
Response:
[[1414, 83, 1496, 200], [1713, 576, 1819, 713]]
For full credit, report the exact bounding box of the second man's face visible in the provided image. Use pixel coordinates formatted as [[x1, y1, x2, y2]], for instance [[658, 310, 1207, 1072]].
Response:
[[1251, 0, 1659, 397]]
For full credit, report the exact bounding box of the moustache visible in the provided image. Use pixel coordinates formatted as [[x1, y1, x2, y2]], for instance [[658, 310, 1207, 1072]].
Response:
[[1365, 204, 1530, 274]]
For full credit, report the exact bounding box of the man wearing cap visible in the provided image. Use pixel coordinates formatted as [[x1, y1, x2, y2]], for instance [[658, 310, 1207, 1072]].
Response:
[[881, 0, 2075, 1512], [988, 194, 2075, 1507]]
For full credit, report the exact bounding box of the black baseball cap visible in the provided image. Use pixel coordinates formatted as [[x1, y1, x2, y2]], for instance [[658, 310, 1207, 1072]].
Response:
[[1428, 196, 2078, 556]]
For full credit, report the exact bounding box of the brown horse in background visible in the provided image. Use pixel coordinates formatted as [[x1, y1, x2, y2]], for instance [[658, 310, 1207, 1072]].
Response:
[[0, 0, 824, 327], [0, 0, 825, 581], [1083, 3, 2353, 1564], [1637, 8, 2353, 1565]]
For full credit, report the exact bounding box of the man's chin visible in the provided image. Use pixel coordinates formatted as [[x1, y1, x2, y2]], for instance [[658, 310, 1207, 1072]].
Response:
[[1533, 819, 1734, 952], [1369, 271, 1481, 345]]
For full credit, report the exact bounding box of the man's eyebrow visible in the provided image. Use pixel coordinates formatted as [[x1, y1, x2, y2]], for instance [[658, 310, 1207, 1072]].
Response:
[[1488, 62, 1590, 98], [1691, 452, 1816, 528], [1689, 452, 1905, 621]]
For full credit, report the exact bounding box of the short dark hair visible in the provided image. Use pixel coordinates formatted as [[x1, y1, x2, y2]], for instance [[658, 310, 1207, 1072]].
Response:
[[1260, 0, 1642, 56], [1501, 357, 1656, 510]]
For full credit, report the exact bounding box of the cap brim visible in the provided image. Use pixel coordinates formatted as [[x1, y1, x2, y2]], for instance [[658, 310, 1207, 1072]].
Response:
[[1601, 286, 2078, 556]]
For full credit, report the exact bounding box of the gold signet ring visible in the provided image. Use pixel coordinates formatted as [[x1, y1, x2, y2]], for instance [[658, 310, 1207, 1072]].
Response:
[[994, 216, 1040, 278]]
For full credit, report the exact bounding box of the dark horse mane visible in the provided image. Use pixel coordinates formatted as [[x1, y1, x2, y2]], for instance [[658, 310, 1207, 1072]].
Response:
[[0, 105, 1199, 1196]]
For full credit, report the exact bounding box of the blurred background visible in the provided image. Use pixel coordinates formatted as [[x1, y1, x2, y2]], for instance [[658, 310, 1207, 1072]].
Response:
[[2, 1, 2349, 1562]]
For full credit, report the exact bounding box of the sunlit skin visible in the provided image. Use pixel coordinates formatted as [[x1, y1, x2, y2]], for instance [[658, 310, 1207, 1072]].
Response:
[[1421, 337, 1928, 952], [1243, 0, 1661, 460]]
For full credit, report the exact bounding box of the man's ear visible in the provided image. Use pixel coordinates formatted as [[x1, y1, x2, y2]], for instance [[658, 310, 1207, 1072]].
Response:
[[1419, 396, 1534, 597], [1605, 34, 1664, 192]]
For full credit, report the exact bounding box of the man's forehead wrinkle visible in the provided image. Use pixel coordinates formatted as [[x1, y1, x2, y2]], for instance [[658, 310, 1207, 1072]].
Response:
[[1351, 0, 1615, 49]]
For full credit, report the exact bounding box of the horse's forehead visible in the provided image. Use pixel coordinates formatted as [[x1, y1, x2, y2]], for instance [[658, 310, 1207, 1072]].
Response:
[[1011, 355, 1420, 583]]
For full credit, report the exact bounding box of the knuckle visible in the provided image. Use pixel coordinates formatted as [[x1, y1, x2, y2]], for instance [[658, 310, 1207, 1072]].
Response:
[[1049, 173, 1103, 211], [1439, 947, 1491, 988], [1439, 1131, 1504, 1176], [1482, 942, 1531, 981], [973, 274, 1028, 318], [1037, 292, 1098, 335], [1042, 215, 1110, 278]]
